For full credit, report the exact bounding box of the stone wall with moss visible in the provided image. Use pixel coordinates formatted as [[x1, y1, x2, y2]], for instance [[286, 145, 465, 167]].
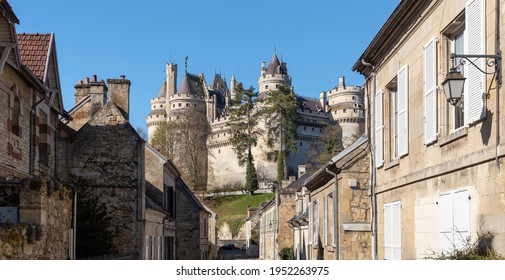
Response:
[[0, 179, 72, 259]]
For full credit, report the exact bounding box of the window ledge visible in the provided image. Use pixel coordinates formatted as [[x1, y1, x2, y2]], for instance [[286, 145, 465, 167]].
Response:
[[384, 158, 400, 170], [438, 127, 468, 147]]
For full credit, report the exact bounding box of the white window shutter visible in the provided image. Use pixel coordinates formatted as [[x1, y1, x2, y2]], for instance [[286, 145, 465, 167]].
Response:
[[332, 190, 337, 247], [438, 192, 454, 252], [145, 236, 150, 260], [308, 202, 313, 245], [453, 189, 470, 249], [398, 65, 409, 156], [424, 38, 437, 144], [375, 90, 384, 167], [465, 0, 486, 124], [392, 202, 402, 260], [315, 201, 320, 244], [324, 196, 328, 246], [384, 203, 392, 260]]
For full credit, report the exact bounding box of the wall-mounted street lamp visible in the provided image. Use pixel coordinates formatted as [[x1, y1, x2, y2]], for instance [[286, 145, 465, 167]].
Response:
[[442, 53, 502, 106]]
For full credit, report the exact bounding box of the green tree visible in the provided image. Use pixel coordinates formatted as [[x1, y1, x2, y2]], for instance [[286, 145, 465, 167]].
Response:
[[260, 85, 299, 184], [305, 123, 344, 174], [229, 83, 261, 194], [76, 186, 117, 259]]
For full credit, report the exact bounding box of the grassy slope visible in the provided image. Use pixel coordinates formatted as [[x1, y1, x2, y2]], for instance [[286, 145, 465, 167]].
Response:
[[202, 193, 275, 221]]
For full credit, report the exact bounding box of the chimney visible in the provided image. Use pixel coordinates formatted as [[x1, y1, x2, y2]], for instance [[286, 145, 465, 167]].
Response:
[[108, 76, 131, 120], [338, 76, 346, 89], [89, 77, 107, 116], [74, 77, 91, 104]]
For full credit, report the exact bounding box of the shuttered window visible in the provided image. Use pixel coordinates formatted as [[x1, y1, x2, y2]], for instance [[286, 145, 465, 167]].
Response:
[[424, 38, 437, 144], [438, 189, 471, 253], [397, 66, 409, 156], [464, 0, 485, 124], [314, 200, 320, 244], [384, 201, 401, 260], [375, 90, 384, 167]]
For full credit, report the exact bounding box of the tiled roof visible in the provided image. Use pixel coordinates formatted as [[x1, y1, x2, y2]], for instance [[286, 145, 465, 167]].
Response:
[[176, 73, 205, 97], [17, 33, 52, 81], [297, 96, 323, 111]]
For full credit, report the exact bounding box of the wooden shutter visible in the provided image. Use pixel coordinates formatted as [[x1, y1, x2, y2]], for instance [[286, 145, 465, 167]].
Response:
[[424, 38, 437, 144], [392, 202, 402, 260], [438, 192, 454, 253], [398, 65, 409, 156], [384, 203, 392, 260], [375, 90, 384, 167], [464, 0, 486, 124], [332, 190, 337, 247], [453, 189, 470, 249], [324, 196, 328, 246], [314, 200, 320, 244], [145, 236, 150, 260], [308, 202, 313, 245]]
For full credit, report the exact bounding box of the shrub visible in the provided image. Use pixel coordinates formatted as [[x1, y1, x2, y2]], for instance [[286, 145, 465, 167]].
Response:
[[278, 247, 294, 260], [426, 232, 504, 260]]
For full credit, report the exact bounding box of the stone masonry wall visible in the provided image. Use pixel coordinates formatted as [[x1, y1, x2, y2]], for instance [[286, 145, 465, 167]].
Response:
[[0, 179, 72, 259], [176, 184, 202, 260]]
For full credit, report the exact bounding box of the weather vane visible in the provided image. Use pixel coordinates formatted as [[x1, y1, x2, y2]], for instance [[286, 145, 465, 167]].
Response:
[[185, 56, 188, 73]]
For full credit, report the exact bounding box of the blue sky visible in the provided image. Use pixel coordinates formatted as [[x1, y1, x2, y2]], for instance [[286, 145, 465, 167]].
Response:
[[11, 0, 400, 131]]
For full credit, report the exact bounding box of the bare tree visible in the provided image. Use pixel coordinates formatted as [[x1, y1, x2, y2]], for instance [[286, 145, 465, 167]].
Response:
[[151, 110, 209, 191]]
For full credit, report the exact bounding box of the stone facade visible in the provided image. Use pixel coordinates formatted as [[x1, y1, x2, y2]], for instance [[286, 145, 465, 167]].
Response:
[[0, 1, 72, 260], [0, 179, 72, 260], [175, 178, 211, 260], [353, 0, 505, 259], [147, 53, 364, 191], [296, 136, 371, 260]]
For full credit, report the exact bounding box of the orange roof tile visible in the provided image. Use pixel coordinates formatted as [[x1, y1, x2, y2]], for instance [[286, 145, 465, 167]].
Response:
[[17, 33, 52, 81]]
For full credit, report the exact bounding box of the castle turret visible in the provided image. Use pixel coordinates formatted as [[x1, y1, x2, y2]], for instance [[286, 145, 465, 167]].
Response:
[[230, 74, 237, 103], [258, 51, 292, 95], [325, 76, 365, 148], [146, 80, 168, 143]]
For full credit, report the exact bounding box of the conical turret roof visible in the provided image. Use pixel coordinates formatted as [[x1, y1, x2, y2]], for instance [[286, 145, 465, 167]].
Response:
[[156, 81, 167, 98], [266, 52, 281, 74], [177, 74, 192, 95]]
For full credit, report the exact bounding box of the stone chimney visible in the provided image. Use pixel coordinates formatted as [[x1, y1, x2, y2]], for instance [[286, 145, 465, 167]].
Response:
[[247, 206, 257, 218], [89, 76, 107, 116], [107, 75, 131, 120], [74, 77, 91, 104]]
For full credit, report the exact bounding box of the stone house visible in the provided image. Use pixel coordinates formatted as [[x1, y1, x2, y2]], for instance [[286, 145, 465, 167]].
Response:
[[144, 143, 178, 260], [258, 199, 276, 260], [0, 0, 72, 260], [255, 176, 298, 260], [353, 0, 505, 259], [175, 177, 212, 260], [302, 135, 371, 260]]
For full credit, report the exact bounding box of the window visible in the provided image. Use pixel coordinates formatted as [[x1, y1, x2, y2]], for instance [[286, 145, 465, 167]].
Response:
[[164, 184, 175, 217], [388, 82, 399, 159], [453, 28, 465, 130], [438, 189, 470, 253], [384, 201, 401, 260]]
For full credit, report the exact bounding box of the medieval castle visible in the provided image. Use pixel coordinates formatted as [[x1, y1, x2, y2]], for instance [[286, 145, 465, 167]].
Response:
[[146, 52, 365, 190]]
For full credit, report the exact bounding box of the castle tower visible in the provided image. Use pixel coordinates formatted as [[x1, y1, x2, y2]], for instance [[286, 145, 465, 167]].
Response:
[[229, 74, 237, 103], [258, 51, 292, 95], [165, 63, 177, 111], [325, 76, 365, 148], [146, 80, 167, 143]]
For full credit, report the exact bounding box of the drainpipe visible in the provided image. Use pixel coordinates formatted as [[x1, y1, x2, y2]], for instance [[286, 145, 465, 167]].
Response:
[[495, 0, 502, 171], [69, 183, 77, 260], [325, 167, 339, 260], [361, 59, 378, 260]]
